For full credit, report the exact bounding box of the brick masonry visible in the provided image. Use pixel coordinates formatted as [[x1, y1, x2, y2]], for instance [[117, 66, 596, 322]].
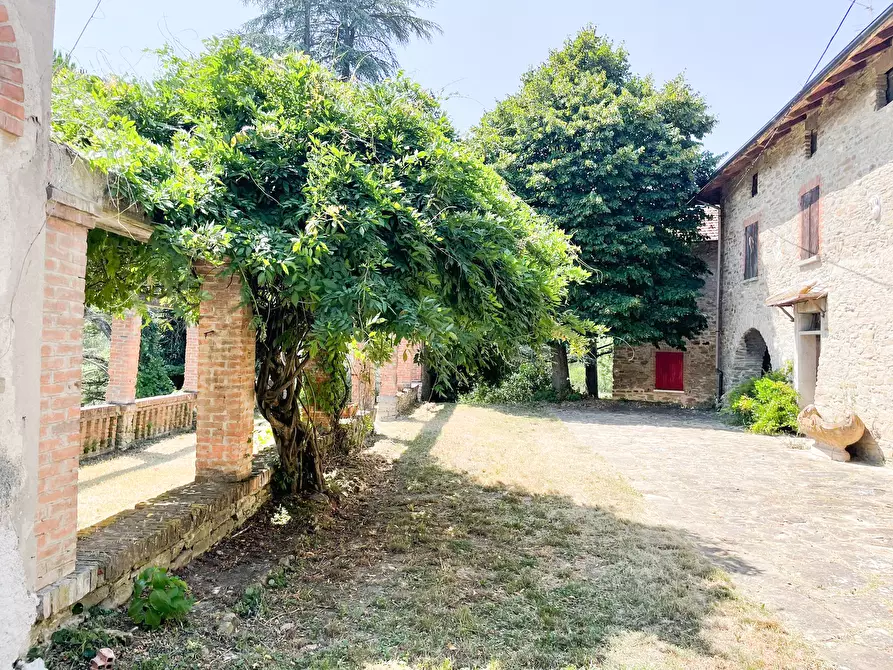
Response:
[[195, 263, 256, 482], [183, 325, 198, 392], [717, 51, 893, 460], [0, 2, 24, 137], [377, 340, 422, 420], [613, 240, 719, 408], [31, 451, 274, 642], [36, 200, 93, 589], [105, 310, 141, 405]]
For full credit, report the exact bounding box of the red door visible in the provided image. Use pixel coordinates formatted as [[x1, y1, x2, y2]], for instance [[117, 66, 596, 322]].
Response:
[[655, 352, 684, 391]]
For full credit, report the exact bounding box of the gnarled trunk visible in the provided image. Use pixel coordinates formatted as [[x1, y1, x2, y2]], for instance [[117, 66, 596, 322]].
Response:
[[256, 346, 325, 494]]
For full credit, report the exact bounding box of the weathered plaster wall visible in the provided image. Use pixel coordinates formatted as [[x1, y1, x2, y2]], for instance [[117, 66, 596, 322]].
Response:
[[719, 52, 893, 460], [0, 0, 55, 661], [613, 241, 718, 407]]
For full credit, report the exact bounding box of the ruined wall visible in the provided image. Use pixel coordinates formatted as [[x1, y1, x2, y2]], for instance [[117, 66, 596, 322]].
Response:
[[0, 0, 55, 661], [612, 241, 718, 408], [719, 52, 893, 460]]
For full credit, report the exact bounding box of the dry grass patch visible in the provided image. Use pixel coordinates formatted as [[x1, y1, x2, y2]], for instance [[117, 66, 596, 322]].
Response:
[[38, 403, 826, 670]]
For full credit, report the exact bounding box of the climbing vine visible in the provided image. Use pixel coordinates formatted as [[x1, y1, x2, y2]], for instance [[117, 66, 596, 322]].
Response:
[[53, 40, 585, 492]]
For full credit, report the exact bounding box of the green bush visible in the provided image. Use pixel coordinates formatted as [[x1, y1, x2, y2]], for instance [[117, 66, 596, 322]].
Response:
[[461, 355, 572, 404], [128, 567, 194, 629], [724, 364, 800, 435]]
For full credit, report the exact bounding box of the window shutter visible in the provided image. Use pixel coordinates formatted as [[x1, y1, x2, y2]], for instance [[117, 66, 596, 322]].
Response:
[[655, 352, 684, 391], [800, 187, 820, 259], [809, 187, 820, 256], [744, 222, 758, 279]]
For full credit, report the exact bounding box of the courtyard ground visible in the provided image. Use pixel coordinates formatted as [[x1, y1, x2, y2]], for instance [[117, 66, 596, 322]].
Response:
[[555, 403, 893, 670], [48, 403, 832, 669]]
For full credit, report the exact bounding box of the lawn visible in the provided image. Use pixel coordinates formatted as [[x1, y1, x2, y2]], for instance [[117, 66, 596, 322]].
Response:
[[39, 404, 826, 669]]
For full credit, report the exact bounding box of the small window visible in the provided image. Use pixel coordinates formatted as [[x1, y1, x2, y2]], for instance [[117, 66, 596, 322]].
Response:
[[808, 130, 818, 157], [800, 186, 820, 259], [751, 172, 759, 197], [744, 222, 759, 279], [655, 351, 684, 392], [887, 67, 893, 106]]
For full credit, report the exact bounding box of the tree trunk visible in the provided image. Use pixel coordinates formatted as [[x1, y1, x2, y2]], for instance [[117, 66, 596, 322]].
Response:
[[338, 25, 355, 80], [421, 365, 434, 402], [551, 342, 570, 398], [271, 419, 324, 494], [302, 0, 312, 53], [585, 356, 599, 399]]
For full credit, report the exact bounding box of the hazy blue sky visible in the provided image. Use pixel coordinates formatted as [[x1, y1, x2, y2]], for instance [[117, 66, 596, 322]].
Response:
[[53, 0, 885, 156]]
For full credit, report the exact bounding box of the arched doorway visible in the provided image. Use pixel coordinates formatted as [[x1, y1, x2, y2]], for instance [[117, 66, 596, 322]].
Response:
[[730, 328, 771, 389]]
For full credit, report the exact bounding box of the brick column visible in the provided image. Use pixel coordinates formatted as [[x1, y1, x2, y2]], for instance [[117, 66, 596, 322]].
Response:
[[106, 311, 141, 404], [183, 325, 199, 392], [195, 263, 256, 482], [36, 198, 93, 588]]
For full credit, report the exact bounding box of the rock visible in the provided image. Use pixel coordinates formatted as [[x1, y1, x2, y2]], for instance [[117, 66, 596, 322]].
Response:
[[300, 643, 319, 652], [278, 556, 292, 568], [19, 661, 47, 670], [215, 612, 239, 637], [281, 622, 296, 633]]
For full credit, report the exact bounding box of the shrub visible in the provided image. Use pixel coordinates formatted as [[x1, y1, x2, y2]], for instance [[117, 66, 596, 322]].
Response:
[[724, 364, 800, 435], [128, 567, 194, 629], [460, 355, 572, 404]]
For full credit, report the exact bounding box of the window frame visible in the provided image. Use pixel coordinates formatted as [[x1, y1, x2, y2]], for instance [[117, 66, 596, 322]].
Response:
[[887, 67, 893, 106], [744, 221, 759, 280], [751, 172, 759, 197], [808, 130, 818, 157]]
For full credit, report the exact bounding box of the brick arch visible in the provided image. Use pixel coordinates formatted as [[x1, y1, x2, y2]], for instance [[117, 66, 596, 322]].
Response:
[[0, 2, 24, 137], [729, 328, 771, 390]]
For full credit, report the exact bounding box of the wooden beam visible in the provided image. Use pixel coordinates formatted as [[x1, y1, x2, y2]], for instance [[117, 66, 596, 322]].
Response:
[[876, 25, 893, 41], [765, 127, 791, 148], [773, 113, 808, 135], [790, 98, 824, 117], [828, 60, 867, 84], [805, 79, 845, 103], [850, 38, 892, 63]]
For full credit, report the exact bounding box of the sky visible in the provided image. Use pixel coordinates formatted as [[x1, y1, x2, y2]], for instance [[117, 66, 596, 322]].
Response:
[[53, 0, 886, 156]]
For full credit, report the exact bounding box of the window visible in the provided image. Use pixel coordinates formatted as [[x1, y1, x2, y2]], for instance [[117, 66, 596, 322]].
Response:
[[655, 351, 684, 392], [744, 221, 759, 279], [800, 186, 820, 259], [887, 67, 893, 106], [808, 130, 818, 157], [751, 172, 759, 197]]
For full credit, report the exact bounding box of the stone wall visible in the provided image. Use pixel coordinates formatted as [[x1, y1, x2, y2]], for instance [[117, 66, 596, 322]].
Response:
[[718, 51, 893, 460], [0, 0, 56, 661], [32, 451, 274, 641], [613, 240, 718, 408]]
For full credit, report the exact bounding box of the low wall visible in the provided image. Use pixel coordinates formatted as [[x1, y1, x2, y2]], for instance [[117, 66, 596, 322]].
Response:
[[31, 451, 274, 641], [80, 392, 197, 458]]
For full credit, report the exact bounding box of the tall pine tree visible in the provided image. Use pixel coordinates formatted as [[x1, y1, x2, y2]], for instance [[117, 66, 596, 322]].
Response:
[[474, 28, 717, 395]]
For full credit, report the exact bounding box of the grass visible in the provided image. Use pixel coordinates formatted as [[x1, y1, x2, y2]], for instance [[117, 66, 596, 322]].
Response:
[[38, 404, 826, 670]]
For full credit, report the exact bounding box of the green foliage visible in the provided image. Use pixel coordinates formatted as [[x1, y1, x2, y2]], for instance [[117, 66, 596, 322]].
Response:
[[474, 27, 717, 351], [461, 352, 572, 404], [234, 584, 267, 618], [240, 0, 441, 82], [136, 318, 177, 398], [724, 364, 800, 435], [42, 621, 127, 665], [53, 40, 583, 491], [128, 567, 194, 629]]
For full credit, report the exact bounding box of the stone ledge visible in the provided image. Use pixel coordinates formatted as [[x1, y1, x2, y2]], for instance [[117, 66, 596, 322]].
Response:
[[31, 450, 276, 639]]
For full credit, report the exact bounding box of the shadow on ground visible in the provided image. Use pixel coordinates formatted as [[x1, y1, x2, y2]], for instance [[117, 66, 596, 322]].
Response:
[[41, 403, 824, 670]]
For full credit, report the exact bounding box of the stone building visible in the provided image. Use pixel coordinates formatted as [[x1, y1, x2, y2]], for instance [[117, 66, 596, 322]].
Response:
[[699, 6, 893, 461], [612, 217, 718, 408]]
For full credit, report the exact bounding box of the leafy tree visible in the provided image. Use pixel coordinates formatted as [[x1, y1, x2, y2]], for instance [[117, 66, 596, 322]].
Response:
[[240, 0, 441, 81], [474, 27, 717, 395], [136, 318, 177, 399], [52, 40, 583, 493]]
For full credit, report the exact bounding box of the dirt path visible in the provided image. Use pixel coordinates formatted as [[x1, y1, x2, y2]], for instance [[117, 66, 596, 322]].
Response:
[[555, 403, 893, 670]]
